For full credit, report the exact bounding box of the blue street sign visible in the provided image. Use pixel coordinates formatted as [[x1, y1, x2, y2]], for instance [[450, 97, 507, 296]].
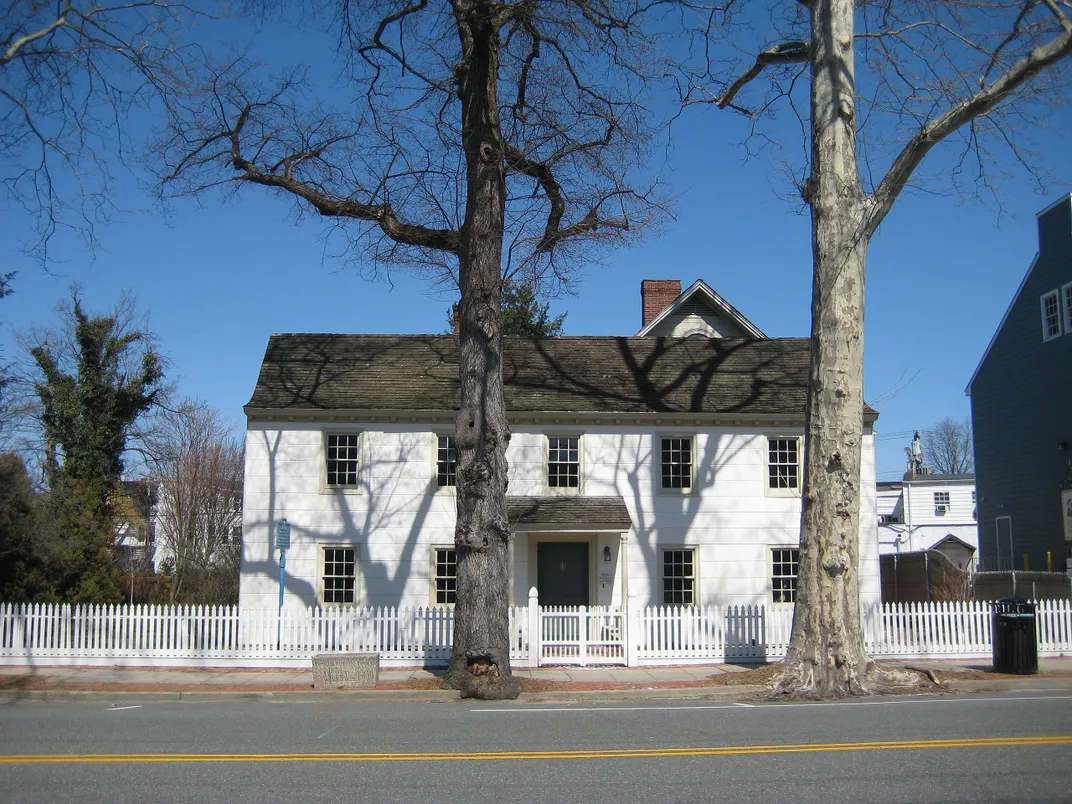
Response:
[[275, 519, 291, 550]]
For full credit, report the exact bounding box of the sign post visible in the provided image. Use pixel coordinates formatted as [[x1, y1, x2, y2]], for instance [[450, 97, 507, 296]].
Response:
[[275, 519, 291, 649]]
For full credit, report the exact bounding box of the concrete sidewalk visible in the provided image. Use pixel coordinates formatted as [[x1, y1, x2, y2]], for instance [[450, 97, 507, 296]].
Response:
[[1, 658, 1070, 702]]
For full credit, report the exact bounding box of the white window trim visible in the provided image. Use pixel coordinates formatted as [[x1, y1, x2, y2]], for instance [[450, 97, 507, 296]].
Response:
[[320, 429, 364, 494], [660, 545, 699, 606], [429, 545, 457, 607], [765, 435, 803, 497], [545, 434, 584, 495], [434, 433, 457, 493], [1062, 282, 1072, 337], [318, 544, 359, 607], [657, 434, 696, 495], [770, 545, 800, 605], [1041, 289, 1062, 342]]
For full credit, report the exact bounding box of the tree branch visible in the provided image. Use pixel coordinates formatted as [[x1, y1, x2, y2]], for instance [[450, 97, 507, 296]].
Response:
[[866, 6, 1072, 237], [227, 103, 459, 254], [713, 41, 810, 111]]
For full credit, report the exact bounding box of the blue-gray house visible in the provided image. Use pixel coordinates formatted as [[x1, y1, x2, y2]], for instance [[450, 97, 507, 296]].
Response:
[[967, 194, 1072, 574]]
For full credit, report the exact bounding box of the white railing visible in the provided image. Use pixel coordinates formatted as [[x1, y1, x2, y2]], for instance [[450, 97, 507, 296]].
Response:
[[0, 597, 1069, 668]]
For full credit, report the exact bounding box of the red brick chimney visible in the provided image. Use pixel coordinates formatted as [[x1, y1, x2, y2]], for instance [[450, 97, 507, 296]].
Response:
[[641, 279, 681, 327]]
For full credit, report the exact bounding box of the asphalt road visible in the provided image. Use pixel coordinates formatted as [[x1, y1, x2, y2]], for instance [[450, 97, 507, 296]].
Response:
[[1, 692, 1070, 803]]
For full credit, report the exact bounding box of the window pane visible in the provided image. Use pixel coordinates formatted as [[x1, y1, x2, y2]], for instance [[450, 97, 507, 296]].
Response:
[[662, 549, 695, 605], [772, 548, 799, 603], [661, 438, 692, 489], [326, 434, 360, 486], [434, 548, 457, 605], [768, 438, 799, 489], [1043, 292, 1061, 339], [548, 437, 580, 488], [437, 436, 457, 487], [323, 547, 356, 604]]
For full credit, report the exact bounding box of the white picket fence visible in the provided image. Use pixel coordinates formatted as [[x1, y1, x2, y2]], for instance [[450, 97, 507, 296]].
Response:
[[0, 597, 1069, 668]]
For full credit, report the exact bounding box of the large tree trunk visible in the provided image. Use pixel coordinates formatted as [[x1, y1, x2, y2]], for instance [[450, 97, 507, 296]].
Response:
[[776, 0, 872, 697], [442, 0, 521, 700]]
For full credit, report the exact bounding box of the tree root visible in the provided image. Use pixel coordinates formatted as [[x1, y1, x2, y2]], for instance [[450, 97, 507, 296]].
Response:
[[769, 659, 938, 700], [442, 648, 522, 700]]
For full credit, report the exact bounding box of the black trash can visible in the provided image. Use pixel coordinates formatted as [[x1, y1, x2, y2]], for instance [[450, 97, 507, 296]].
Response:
[[991, 598, 1039, 675]]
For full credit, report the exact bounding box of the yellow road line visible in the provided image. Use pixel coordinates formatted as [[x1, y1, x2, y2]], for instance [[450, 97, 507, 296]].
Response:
[[1, 736, 1070, 764]]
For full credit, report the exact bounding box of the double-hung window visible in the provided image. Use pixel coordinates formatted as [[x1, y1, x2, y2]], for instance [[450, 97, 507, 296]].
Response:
[[771, 548, 799, 604], [934, 491, 950, 515], [662, 548, 696, 605], [1042, 290, 1062, 341], [661, 437, 693, 491], [547, 436, 580, 490], [322, 546, 357, 605], [436, 435, 457, 487], [1062, 283, 1072, 335], [768, 437, 801, 492], [431, 547, 457, 606], [325, 433, 361, 488]]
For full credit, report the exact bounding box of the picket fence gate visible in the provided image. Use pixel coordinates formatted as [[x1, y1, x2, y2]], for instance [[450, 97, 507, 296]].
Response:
[[0, 597, 1069, 668]]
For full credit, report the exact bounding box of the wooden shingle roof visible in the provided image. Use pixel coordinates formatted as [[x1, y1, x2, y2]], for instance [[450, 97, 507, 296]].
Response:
[[506, 496, 633, 529], [246, 334, 852, 421]]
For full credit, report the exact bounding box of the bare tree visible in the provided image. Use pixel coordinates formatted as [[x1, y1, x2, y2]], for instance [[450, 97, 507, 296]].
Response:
[[2, 1, 204, 260], [159, 2, 665, 698], [921, 418, 974, 475], [692, 1, 1072, 697], [145, 400, 242, 605]]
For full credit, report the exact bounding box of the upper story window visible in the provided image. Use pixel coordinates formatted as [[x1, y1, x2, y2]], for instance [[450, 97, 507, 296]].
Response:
[[768, 437, 800, 491], [879, 513, 901, 525], [436, 435, 457, 487], [1063, 283, 1072, 335], [431, 547, 457, 606], [547, 436, 580, 489], [662, 548, 695, 605], [1041, 290, 1062, 341], [322, 546, 357, 605], [325, 433, 361, 488], [661, 436, 693, 491], [772, 548, 799, 604], [934, 490, 950, 515]]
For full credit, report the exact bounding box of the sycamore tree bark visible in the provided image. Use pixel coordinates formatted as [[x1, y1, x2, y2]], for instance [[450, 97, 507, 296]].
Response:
[[704, 0, 1072, 697], [780, 0, 872, 695]]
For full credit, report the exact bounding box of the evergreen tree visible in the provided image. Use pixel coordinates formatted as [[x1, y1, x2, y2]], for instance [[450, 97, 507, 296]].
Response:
[[28, 293, 164, 602], [0, 452, 60, 602], [448, 281, 566, 337]]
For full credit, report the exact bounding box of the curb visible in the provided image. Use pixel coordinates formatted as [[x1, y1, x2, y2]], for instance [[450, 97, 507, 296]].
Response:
[[2, 679, 1070, 704], [941, 678, 1072, 693], [0, 685, 766, 705]]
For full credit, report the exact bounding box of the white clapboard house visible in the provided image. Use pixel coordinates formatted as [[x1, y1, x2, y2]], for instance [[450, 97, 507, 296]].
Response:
[[237, 279, 881, 612]]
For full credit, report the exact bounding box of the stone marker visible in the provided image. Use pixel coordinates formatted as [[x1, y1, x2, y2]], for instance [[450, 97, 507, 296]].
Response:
[[312, 653, 380, 689]]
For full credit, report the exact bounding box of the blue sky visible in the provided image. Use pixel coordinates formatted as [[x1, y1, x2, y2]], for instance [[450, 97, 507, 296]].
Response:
[[2, 13, 1070, 484]]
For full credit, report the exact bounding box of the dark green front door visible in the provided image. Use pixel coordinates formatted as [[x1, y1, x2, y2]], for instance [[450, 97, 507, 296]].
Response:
[[537, 542, 589, 606]]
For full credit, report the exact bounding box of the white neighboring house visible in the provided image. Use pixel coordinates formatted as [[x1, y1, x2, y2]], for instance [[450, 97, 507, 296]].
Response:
[[114, 478, 243, 577], [877, 473, 979, 570], [238, 279, 881, 611]]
